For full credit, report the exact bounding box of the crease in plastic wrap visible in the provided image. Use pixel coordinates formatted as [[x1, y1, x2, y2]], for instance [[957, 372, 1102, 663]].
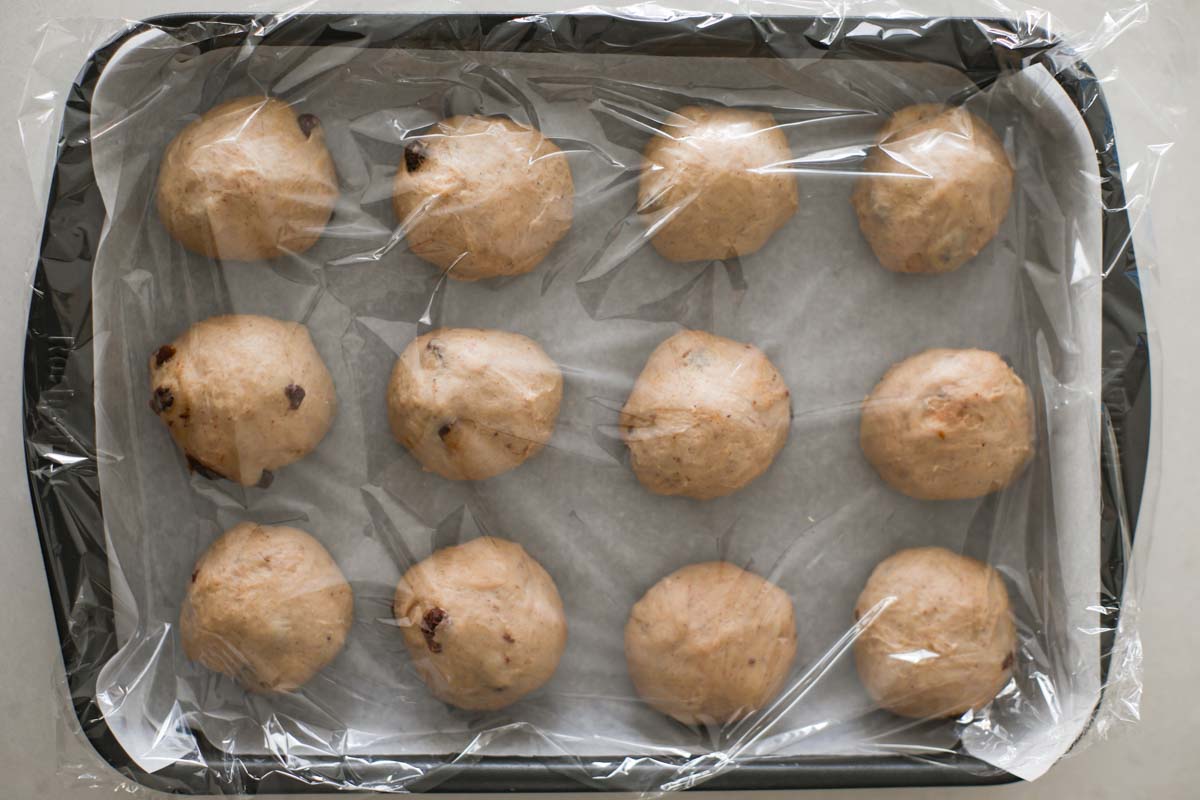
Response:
[[17, 1, 1178, 794]]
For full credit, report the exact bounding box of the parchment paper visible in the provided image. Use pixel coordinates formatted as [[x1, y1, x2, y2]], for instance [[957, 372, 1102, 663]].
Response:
[[86, 29, 1102, 787]]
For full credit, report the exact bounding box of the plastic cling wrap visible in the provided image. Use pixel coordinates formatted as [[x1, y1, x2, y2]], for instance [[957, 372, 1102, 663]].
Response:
[[20, 3, 1171, 794]]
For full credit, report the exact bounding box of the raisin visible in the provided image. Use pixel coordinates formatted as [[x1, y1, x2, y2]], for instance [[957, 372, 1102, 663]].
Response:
[[437, 422, 454, 440], [297, 113, 319, 138], [404, 141, 427, 172], [1002, 652, 1014, 670], [191, 569, 199, 583], [149, 386, 174, 414], [748, 658, 757, 666], [502, 632, 514, 644], [154, 345, 176, 367], [420, 607, 447, 653], [256, 470, 274, 489], [284, 383, 305, 410]]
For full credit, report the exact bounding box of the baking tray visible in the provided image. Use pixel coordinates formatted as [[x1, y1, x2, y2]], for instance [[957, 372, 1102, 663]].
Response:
[[22, 11, 1151, 793]]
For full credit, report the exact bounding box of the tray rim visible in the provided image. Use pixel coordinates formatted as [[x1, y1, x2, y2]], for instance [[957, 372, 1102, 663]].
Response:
[[21, 9, 1150, 794]]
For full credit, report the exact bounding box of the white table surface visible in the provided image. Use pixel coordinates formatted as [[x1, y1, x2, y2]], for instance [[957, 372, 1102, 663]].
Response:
[[1, 1, 1196, 797]]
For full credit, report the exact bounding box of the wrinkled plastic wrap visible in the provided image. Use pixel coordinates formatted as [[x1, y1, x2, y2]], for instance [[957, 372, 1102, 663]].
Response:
[[20, 1, 1173, 794]]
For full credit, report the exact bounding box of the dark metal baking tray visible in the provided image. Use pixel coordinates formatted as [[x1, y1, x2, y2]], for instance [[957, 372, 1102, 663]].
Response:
[[22, 11, 1151, 793]]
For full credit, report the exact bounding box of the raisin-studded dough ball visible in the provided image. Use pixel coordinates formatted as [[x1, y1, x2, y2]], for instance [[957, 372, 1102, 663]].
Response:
[[852, 104, 1013, 273], [393, 537, 567, 711], [620, 330, 791, 500], [156, 96, 338, 261], [854, 547, 1017, 719], [387, 328, 563, 481], [625, 562, 797, 727], [860, 348, 1033, 500], [638, 106, 798, 263], [181, 523, 353, 693], [148, 314, 336, 487], [392, 115, 574, 281]]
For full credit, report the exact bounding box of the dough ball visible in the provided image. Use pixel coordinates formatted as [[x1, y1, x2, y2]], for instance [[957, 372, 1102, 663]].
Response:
[[156, 96, 338, 261], [853, 547, 1017, 719], [387, 328, 563, 481], [638, 106, 798, 263], [148, 314, 337, 487], [394, 537, 567, 711], [392, 115, 574, 281], [852, 104, 1013, 273], [860, 348, 1033, 500], [625, 562, 797, 727], [620, 330, 791, 500], [181, 522, 353, 693]]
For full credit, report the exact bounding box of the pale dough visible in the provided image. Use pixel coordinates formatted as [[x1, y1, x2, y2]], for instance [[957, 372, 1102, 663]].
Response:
[[852, 104, 1014, 273], [181, 522, 353, 693], [392, 115, 574, 281], [625, 562, 797, 727], [620, 330, 791, 500], [394, 537, 567, 711], [387, 328, 563, 481], [148, 314, 336, 487], [156, 96, 338, 261], [639, 105, 798, 263], [859, 348, 1034, 500], [853, 547, 1017, 719]]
